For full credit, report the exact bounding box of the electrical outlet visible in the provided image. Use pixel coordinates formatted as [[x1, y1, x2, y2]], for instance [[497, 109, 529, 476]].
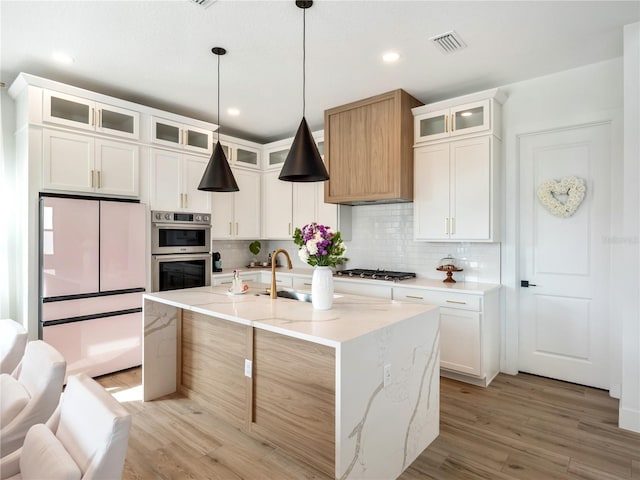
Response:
[[384, 364, 391, 387], [244, 359, 252, 378]]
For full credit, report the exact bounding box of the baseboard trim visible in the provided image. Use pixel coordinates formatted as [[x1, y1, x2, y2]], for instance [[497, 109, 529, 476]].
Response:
[[619, 406, 640, 433]]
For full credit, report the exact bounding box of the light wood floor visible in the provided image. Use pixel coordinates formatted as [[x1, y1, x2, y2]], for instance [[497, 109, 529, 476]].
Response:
[[98, 368, 640, 479]]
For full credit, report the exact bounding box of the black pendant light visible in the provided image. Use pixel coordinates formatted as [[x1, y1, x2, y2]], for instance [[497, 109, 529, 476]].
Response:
[[279, 0, 329, 182], [198, 47, 239, 192]]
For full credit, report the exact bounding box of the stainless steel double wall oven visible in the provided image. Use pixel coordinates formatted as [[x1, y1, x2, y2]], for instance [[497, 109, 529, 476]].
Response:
[[151, 211, 211, 291]]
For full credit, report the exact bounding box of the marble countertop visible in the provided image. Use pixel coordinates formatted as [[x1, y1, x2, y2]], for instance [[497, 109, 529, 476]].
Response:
[[144, 285, 437, 348], [213, 268, 500, 294]]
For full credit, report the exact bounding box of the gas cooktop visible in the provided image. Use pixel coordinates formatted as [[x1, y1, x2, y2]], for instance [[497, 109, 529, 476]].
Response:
[[335, 269, 417, 281]]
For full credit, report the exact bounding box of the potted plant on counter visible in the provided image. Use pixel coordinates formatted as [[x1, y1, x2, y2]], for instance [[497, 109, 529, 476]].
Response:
[[249, 240, 261, 267]]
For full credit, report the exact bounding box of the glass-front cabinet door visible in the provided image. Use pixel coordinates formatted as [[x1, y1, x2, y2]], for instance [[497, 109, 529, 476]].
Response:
[[267, 147, 289, 167], [414, 100, 490, 143], [450, 100, 490, 137], [95, 103, 139, 139], [235, 146, 260, 168], [414, 108, 451, 143], [152, 117, 212, 154], [43, 90, 139, 139]]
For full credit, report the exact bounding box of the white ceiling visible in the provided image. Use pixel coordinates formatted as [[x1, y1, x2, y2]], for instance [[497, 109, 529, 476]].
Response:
[[1, 1, 638, 143]]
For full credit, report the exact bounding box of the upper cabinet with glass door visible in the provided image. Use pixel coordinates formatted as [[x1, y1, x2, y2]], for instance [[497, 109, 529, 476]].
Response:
[[213, 135, 262, 170], [151, 117, 213, 155], [43, 90, 140, 140], [412, 89, 506, 145]]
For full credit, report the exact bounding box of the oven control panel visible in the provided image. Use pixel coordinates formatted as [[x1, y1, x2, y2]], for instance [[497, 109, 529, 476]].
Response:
[[152, 211, 210, 225]]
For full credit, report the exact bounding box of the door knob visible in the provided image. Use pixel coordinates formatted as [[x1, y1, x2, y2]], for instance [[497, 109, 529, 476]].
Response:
[[520, 280, 537, 287]]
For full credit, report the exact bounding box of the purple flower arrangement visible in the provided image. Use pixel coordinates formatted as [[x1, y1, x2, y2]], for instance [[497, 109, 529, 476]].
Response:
[[292, 222, 347, 267]]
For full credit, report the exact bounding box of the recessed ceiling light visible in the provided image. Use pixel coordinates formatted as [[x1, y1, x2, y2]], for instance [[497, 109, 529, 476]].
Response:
[[382, 51, 400, 63], [52, 52, 74, 65], [227, 108, 240, 116]]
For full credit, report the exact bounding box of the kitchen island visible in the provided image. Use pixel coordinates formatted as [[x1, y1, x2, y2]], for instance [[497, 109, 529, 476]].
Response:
[[142, 285, 440, 480]]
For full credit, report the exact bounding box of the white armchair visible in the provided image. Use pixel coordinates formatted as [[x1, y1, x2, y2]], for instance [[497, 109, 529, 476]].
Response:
[[1, 373, 132, 480], [0, 319, 28, 375], [0, 340, 66, 456]]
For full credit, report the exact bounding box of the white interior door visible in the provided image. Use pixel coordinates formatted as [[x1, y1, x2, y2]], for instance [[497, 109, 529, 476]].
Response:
[[519, 122, 610, 389]]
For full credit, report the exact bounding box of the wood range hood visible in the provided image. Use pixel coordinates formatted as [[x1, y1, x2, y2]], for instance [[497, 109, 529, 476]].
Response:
[[323, 89, 423, 205]]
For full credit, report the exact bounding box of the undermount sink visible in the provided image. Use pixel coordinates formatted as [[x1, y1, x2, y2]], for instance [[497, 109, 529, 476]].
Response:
[[258, 290, 312, 303]]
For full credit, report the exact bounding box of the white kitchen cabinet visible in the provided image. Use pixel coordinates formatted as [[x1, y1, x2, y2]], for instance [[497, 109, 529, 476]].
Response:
[[414, 100, 490, 143], [334, 280, 392, 299], [414, 135, 499, 241], [215, 136, 262, 170], [412, 88, 506, 145], [262, 169, 294, 239], [262, 133, 350, 240], [212, 271, 260, 287], [211, 168, 261, 239], [150, 149, 210, 212], [43, 129, 139, 196], [43, 90, 140, 140], [258, 271, 294, 289], [152, 117, 213, 154], [393, 285, 500, 386]]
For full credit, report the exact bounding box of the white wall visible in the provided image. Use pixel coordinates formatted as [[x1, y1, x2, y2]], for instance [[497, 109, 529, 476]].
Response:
[[500, 58, 625, 395], [620, 22, 640, 433], [268, 202, 501, 284], [0, 89, 17, 320]]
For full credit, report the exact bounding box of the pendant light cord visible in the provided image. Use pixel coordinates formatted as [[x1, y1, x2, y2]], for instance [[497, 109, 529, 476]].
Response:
[[217, 52, 221, 142], [302, 6, 306, 119]]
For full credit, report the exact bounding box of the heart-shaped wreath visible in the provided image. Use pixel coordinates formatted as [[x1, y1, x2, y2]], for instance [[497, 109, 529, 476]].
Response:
[[536, 177, 586, 218]]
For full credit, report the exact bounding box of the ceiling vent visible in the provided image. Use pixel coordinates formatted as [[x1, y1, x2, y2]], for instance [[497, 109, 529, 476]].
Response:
[[190, 0, 217, 8], [430, 30, 467, 54]]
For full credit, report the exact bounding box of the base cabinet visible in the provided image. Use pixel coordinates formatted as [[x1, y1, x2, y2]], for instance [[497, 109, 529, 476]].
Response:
[[393, 285, 500, 386]]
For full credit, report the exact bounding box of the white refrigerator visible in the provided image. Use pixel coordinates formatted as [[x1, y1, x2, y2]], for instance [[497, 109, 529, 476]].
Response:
[[40, 195, 146, 378]]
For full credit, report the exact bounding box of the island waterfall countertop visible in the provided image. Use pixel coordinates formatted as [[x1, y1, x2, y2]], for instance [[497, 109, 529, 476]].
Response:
[[143, 285, 440, 480]]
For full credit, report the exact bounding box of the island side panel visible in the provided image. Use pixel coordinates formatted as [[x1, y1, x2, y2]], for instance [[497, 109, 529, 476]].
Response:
[[143, 298, 179, 401], [180, 311, 250, 428], [252, 329, 336, 477], [336, 307, 440, 480]]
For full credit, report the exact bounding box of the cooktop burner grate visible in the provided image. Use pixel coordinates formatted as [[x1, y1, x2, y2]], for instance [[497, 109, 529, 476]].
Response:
[[335, 269, 417, 281]]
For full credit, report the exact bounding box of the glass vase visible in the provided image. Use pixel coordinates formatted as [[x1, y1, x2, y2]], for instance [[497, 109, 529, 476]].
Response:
[[312, 266, 334, 310]]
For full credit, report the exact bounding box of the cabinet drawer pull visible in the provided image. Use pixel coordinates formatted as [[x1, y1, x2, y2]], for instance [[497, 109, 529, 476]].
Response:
[[288, 223, 292, 235], [405, 295, 424, 300], [180, 193, 183, 208], [229, 222, 232, 235], [450, 113, 455, 132], [97, 170, 101, 188], [98, 109, 102, 128], [445, 218, 449, 235], [220, 280, 232, 285], [90, 170, 94, 188], [303, 282, 312, 286], [90, 108, 95, 126], [451, 217, 455, 235], [445, 115, 448, 133], [446, 299, 466, 305]]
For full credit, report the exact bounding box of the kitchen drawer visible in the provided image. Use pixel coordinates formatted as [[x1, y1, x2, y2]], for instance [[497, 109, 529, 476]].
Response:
[[259, 272, 293, 288], [213, 272, 260, 286], [392, 286, 481, 311], [334, 280, 392, 299], [292, 276, 313, 291]]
